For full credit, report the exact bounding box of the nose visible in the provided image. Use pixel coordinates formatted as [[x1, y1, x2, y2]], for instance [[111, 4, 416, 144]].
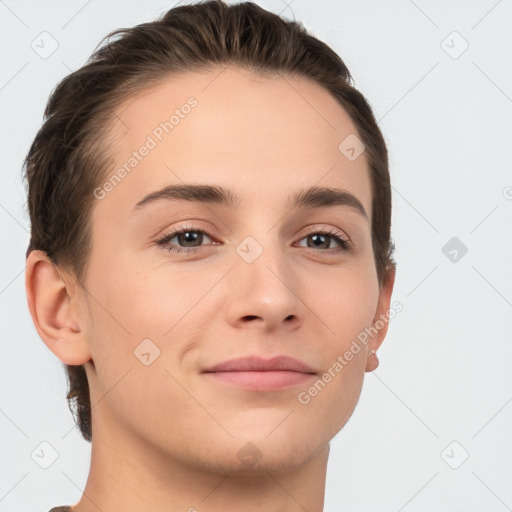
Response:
[[224, 238, 303, 332]]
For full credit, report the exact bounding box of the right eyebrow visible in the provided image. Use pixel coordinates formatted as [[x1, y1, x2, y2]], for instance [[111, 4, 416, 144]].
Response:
[[132, 183, 241, 211]]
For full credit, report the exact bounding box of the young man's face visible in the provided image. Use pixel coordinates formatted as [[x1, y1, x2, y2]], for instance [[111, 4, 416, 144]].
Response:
[[74, 65, 393, 473]]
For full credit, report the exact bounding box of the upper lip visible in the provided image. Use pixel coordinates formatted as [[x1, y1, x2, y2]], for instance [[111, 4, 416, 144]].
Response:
[[203, 355, 316, 373], [202, 355, 317, 374]]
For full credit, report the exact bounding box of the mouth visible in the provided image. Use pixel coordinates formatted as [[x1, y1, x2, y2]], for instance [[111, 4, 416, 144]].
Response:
[[203, 370, 316, 391], [201, 355, 318, 392]]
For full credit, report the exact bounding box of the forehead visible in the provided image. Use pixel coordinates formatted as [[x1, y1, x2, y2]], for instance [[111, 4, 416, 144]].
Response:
[[94, 65, 372, 223]]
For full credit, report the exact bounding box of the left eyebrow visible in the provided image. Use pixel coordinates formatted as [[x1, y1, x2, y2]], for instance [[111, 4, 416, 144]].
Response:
[[131, 183, 368, 220]]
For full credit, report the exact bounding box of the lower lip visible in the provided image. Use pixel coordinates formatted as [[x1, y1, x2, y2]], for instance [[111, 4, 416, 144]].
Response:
[[202, 371, 316, 391]]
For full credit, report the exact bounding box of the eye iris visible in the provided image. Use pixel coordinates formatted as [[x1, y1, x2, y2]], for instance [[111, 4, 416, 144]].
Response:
[[179, 231, 202, 247], [309, 233, 330, 249]]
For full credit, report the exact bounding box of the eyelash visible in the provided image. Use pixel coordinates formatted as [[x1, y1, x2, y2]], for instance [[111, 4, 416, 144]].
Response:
[[155, 223, 352, 255]]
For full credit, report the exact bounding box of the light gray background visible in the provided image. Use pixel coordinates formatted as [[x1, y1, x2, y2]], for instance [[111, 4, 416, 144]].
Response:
[[1, 0, 511, 510]]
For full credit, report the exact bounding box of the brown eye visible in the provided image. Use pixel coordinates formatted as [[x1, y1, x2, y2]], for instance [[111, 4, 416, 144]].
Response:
[[156, 225, 216, 254], [295, 228, 351, 252]]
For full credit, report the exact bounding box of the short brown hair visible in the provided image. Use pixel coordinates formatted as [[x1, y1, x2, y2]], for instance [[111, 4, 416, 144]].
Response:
[[23, 0, 396, 442]]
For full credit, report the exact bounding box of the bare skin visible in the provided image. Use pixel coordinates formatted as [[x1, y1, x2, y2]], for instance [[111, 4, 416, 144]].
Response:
[[26, 65, 395, 512]]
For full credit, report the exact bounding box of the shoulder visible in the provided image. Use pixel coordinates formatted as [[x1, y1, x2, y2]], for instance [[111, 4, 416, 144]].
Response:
[[48, 507, 72, 512]]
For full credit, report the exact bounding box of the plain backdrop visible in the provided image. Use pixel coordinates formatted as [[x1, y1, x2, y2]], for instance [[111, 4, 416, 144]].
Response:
[[1, 0, 511, 510]]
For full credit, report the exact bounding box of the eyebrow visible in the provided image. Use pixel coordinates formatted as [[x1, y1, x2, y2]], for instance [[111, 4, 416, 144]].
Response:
[[132, 184, 368, 220]]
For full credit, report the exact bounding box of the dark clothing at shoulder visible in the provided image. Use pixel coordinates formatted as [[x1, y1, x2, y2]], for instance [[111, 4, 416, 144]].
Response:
[[48, 507, 71, 512]]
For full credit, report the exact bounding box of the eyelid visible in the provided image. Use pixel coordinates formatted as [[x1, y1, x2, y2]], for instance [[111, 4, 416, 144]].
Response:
[[157, 221, 219, 240], [157, 222, 350, 241], [297, 223, 351, 245]]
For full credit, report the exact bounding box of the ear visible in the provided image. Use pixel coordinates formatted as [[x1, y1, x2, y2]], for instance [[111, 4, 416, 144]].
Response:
[[25, 250, 92, 366], [365, 263, 396, 372]]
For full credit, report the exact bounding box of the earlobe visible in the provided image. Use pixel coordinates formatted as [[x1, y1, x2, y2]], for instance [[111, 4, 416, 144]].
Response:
[[365, 348, 379, 372], [365, 264, 396, 373], [25, 250, 92, 366]]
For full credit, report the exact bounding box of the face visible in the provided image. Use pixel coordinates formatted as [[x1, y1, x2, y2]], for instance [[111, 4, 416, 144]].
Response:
[[79, 65, 391, 474]]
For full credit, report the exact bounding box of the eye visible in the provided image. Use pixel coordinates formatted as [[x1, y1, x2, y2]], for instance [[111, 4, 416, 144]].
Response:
[[155, 224, 352, 255], [294, 227, 351, 253], [155, 224, 217, 254]]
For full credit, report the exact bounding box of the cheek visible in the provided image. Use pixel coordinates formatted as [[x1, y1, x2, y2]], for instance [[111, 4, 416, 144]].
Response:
[[95, 260, 208, 338], [290, 349, 366, 448], [314, 268, 379, 350], [91, 358, 202, 450]]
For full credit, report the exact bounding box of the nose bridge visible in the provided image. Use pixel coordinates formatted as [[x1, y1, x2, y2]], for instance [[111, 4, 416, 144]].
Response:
[[234, 208, 283, 267], [232, 226, 297, 299], [224, 198, 300, 283]]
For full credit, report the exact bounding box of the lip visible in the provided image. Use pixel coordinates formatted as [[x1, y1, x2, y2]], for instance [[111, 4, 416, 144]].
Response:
[[203, 371, 316, 391], [202, 355, 317, 374], [201, 355, 317, 392]]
